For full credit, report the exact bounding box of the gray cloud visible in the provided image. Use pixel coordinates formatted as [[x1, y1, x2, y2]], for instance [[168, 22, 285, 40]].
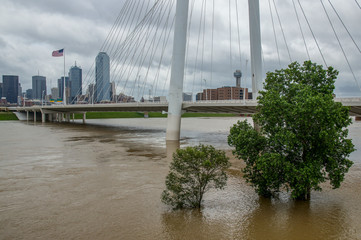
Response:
[[0, 0, 360, 98]]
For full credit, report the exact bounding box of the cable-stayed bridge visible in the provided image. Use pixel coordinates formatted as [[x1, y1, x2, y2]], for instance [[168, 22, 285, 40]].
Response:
[[12, 0, 361, 140], [11, 97, 361, 121]]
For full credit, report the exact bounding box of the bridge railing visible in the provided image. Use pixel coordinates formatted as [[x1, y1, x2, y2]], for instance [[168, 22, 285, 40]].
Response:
[[335, 97, 361, 103], [185, 99, 258, 104]]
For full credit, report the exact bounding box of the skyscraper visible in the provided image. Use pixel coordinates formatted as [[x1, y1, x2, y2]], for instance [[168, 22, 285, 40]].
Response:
[[95, 52, 110, 102], [58, 76, 70, 102], [69, 63, 82, 103], [110, 81, 116, 102], [2, 75, 19, 104], [51, 88, 59, 100], [87, 84, 95, 103], [32, 75, 46, 100], [26, 89, 33, 99]]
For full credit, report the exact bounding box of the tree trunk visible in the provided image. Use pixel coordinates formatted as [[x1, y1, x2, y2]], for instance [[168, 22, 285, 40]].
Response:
[[296, 187, 311, 201]]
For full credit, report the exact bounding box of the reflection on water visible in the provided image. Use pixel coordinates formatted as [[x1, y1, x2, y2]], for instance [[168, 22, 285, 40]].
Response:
[[0, 118, 360, 239]]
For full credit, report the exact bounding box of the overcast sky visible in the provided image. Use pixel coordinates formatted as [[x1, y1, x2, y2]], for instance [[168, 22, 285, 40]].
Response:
[[1, 0, 360, 99]]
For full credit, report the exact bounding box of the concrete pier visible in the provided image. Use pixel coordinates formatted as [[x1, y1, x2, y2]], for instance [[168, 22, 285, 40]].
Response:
[[66, 113, 70, 122], [248, 0, 262, 100], [166, 0, 189, 141]]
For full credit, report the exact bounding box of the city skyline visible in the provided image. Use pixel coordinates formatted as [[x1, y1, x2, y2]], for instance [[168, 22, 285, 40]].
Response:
[[0, 0, 360, 97]]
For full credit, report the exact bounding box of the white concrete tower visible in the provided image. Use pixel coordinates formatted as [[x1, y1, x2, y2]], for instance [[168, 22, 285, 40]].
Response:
[[166, 0, 189, 141], [248, 0, 263, 100]]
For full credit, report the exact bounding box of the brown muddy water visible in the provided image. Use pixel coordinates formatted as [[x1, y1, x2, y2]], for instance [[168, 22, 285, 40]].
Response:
[[0, 118, 360, 240]]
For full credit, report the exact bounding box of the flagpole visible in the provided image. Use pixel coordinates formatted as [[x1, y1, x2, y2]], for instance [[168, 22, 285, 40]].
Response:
[[63, 48, 66, 105]]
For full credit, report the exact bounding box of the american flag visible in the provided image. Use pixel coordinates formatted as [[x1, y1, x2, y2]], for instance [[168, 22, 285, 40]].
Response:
[[52, 48, 64, 57]]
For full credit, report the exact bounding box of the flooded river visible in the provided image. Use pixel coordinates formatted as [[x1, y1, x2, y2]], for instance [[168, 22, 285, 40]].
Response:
[[0, 118, 360, 240]]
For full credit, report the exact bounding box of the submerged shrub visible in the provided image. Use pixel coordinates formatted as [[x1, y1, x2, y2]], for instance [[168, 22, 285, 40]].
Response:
[[162, 144, 230, 209]]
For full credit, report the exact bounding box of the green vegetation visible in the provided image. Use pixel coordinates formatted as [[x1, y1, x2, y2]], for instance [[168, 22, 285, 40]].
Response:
[[74, 112, 237, 119], [162, 144, 230, 209], [228, 61, 355, 200], [0, 112, 18, 121]]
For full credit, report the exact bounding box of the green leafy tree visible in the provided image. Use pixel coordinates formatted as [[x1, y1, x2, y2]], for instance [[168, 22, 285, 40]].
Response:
[[162, 144, 230, 209], [228, 61, 355, 200]]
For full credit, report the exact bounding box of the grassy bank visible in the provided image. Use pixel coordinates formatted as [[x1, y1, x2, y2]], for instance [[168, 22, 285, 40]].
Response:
[[74, 112, 238, 119], [0, 112, 18, 121]]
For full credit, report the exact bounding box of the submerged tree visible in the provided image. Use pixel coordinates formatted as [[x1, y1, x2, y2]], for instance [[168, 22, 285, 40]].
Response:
[[228, 61, 355, 200], [162, 144, 230, 209]]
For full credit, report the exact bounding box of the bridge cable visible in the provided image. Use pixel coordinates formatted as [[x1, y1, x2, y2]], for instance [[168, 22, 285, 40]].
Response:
[[124, 1, 165, 99], [152, 2, 175, 98], [297, 0, 328, 67], [355, 0, 361, 9], [320, 0, 361, 91], [210, 0, 215, 100], [104, 0, 143, 102], [272, 0, 292, 63], [268, 0, 281, 66], [191, 0, 206, 99], [111, 1, 163, 101], [98, 0, 143, 102], [291, 0, 310, 60], [107, 0, 157, 94], [185, 0, 196, 100], [140, 0, 174, 100], [235, 0, 243, 73], [200, 0, 207, 97], [185, 0, 197, 100], [141, 0, 176, 100], [111, 0, 155, 97], [229, 0, 233, 77], [327, 0, 361, 54], [86, 0, 154, 103], [79, 0, 134, 104]]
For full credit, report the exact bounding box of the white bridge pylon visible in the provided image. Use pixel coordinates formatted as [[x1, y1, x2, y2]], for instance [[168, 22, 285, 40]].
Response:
[[166, 0, 263, 141]]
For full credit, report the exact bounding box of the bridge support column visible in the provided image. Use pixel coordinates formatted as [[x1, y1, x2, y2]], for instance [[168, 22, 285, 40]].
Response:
[[166, 0, 189, 141], [26, 111, 29, 121], [42, 113, 46, 123], [248, 0, 263, 100], [65, 113, 70, 122], [58, 113, 63, 122], [82, 112, 86, 124]]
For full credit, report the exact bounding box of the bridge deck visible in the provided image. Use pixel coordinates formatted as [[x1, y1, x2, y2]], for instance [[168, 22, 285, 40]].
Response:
[[8, 98, 361, 116]]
